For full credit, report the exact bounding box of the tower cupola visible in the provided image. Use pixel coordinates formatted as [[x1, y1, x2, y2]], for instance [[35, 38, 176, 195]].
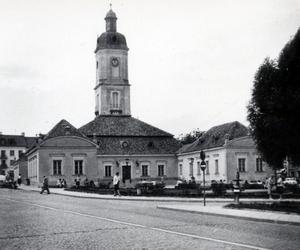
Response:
[[105, 8, 117, 32]]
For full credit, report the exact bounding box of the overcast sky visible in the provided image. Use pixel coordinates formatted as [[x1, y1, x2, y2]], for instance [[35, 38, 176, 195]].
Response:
[[0, 0, 299, 137]]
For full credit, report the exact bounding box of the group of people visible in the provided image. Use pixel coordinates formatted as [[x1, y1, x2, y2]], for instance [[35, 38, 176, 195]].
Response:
[[56, 178, 67, 188]]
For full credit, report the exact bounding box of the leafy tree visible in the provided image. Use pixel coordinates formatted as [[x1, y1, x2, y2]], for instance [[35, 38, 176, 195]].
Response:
[[247, 28, 300, 168], [177, 129, 205, 145]]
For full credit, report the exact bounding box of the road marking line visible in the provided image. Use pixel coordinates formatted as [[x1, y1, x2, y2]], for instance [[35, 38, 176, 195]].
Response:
[[2, 198, 270, 250]]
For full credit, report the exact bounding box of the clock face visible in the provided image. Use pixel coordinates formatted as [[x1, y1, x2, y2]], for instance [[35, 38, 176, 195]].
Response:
[[111, 57, 119, 67]]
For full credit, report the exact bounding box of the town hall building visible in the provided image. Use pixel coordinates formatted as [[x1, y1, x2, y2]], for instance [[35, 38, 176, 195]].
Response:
[[25, 8, 180, 187]]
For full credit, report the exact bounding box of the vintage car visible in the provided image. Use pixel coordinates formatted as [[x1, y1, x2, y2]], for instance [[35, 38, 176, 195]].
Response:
[[283, 177, 298, 185]]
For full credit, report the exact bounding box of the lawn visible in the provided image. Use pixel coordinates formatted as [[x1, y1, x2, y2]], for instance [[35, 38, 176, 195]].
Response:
[[224, 201, 300, 215]]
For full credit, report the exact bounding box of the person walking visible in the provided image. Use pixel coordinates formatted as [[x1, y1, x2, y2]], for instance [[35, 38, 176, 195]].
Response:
[[17, 174, 22, 186], [40, 176, 50, 194], [113, 172, 121, 196]]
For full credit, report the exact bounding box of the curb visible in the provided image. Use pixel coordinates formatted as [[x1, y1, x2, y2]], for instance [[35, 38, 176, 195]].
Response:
[[156, 206, 300, 226], [19, 188, 228, 202], [19, 188, 300, 203]]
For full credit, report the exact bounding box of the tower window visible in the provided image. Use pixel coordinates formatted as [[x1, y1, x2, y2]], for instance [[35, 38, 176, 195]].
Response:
[[112, 91, 119, 109], [96, 61, 98, 69]]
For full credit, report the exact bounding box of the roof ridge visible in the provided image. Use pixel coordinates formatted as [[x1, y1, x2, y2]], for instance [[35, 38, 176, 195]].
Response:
[[79, 116, 174, 137]]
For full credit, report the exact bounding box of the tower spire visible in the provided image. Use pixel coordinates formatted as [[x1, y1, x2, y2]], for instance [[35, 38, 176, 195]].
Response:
[[105, 5, 117, 32]]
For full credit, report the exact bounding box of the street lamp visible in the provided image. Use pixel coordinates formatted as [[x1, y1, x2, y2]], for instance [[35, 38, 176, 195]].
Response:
[[233, 169, 241, 203], [200, 150, 207, 206]]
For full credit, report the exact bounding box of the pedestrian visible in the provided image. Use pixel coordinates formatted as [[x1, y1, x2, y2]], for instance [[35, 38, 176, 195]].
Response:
[[266, 176, 273, 199], [277, 175, 284, 200], [75, 175, 81, 189], [17, 174, 22, 186], [40, 176, 50, 194], [56, 179, 62, 188], [62, 179, 67, 188], [113, 172, 121, 196]]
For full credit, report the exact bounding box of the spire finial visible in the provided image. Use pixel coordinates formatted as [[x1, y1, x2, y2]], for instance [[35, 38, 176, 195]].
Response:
[[109, 3, 112, 9]]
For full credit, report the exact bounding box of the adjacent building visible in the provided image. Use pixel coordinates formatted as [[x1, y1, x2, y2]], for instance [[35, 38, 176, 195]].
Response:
[[177, 121, 273, 184], [0, 133, 37, 175]]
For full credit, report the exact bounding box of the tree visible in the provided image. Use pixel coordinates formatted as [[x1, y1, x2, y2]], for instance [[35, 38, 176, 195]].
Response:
[[177, 129, 205, 145], [247, 28, 300, 169]]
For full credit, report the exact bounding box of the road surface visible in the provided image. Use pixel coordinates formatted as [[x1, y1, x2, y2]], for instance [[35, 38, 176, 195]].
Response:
[[0, 189, 299, 249]]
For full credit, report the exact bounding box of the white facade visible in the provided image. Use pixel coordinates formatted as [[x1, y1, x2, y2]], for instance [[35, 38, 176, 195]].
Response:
[[177, 136, 273, 184], [178, 147, 227, 183], [0, 147, 26, 169]]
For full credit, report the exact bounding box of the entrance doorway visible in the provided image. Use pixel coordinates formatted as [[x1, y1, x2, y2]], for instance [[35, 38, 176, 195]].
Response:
[[122, 165, 131, 183]]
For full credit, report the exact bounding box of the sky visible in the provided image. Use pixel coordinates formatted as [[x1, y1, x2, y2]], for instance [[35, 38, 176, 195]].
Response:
[[0, 0, 299, 137]]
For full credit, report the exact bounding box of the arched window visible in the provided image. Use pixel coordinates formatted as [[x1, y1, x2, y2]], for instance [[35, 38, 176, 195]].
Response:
[[112, 91, 119, 109]]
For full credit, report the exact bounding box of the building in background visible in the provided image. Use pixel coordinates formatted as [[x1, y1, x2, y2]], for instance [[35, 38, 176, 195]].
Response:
[[177, 121, 273, 184], [0, 133, 37, 176]]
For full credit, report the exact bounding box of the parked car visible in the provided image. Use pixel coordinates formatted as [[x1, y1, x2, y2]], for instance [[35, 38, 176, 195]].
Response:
[[283, 178, 297, 185], [243, 180, 264, 189]]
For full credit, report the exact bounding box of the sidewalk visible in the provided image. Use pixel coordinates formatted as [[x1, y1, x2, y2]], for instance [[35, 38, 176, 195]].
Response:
[[157, 204, 300, 226], [18, 185, 300, 226]]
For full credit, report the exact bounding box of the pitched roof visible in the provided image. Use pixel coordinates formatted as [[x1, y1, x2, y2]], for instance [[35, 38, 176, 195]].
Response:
[[0, 134, 38, 148], [226, 135, 255, 148], [177, 121, 249, 154], [79, 115, 173, 137], [96, 136, 181, 155], [43, 119, 87, 140]]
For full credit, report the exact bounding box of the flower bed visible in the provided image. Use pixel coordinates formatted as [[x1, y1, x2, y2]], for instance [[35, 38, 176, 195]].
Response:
[[224, 201, 300, 215]]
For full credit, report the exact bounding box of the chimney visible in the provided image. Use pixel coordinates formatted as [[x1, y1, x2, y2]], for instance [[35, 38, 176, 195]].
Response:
[[21, 132, 25, 136], [224, 133, 230, 146], [92, 133, 97, 143]]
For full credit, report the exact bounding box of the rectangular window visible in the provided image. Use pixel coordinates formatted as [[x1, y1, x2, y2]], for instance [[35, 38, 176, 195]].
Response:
[[189, 162, 193, 176], [18, 150, 23, 157], [142, 165, 148, 177], [53, 160, 62, 175], [104, 165, 112, 177], [1, 150, 5, 156], [215, 159, 219, 174], [179, 164, 183, 175], [197, 162, 201, 176], [10, 160, 14, 165], [205, 161, 209, 175], [158, 164, 164, 176], [74, 160, 83, 175], [10, 150, 14, 156], [238, 158, 246, 172], [256, 158, 263, 172]]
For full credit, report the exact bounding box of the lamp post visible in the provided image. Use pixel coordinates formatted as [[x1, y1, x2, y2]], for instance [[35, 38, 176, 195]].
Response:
[[200, 150, 207, 206], [233, 169, 241, 203]]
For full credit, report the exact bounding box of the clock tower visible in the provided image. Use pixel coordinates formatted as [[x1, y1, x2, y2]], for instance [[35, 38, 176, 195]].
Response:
[[94, 8, 130, 116]]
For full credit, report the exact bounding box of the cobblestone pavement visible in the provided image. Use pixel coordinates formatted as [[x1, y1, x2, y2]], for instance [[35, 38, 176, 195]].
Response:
[[0, 189, 299, 250]]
